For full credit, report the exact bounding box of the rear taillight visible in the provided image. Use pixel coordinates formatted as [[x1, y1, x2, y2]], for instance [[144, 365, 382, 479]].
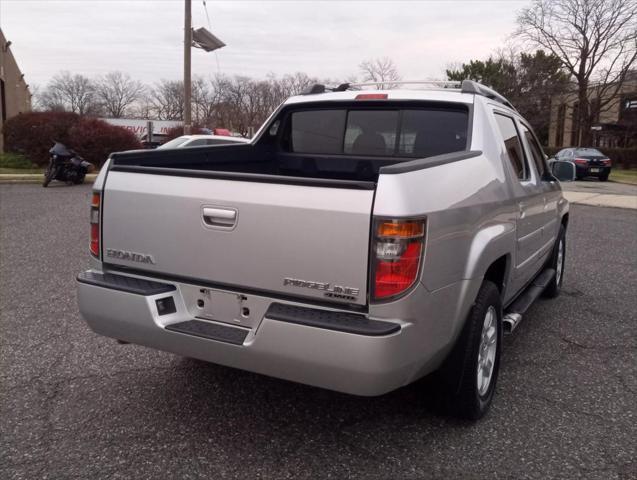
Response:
[[90, 192, 100, 257], [601, 158, 611, 166], [371, 218, 425, 301], [574, 158, 588, 165]]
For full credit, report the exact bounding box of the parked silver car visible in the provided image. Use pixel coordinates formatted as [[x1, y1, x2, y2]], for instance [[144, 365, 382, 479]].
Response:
[[158, 134, 249, 149], [77, 81, 572, 419]]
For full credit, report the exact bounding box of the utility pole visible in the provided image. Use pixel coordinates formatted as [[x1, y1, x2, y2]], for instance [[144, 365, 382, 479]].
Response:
[[184, 0, 192, 134], [183, 0, 225, 135]]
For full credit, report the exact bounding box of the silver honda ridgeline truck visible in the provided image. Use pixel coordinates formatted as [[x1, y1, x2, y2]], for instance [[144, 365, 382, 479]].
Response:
[[78, 80, 572, 419]]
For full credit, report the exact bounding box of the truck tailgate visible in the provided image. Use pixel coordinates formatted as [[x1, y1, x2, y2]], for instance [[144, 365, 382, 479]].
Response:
[[102, 171, 373, 306]]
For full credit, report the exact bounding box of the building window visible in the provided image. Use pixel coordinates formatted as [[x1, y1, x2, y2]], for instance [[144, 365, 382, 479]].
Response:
[[556, 104, 566, 147], [0, 80, 6, 123], [570, 102, 580, 146], [590, 98, 601, 124], [620, 94, 637, 124]]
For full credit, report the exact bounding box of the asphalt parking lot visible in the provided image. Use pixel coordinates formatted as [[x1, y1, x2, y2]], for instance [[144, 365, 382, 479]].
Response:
[[1, 183, 636, 480]]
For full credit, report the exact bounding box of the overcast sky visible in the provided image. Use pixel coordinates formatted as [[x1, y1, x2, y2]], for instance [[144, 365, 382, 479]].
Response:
[[1, 0, 527, 88]]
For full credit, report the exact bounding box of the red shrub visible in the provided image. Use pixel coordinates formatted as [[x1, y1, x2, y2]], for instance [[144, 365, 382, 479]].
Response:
[[68, 118, 142, 168], [2, 112, 141, 168], [2, 112, 81, 166]]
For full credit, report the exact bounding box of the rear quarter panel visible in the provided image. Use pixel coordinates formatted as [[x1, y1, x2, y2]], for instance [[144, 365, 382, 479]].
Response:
[[369, 101, 517, 377]]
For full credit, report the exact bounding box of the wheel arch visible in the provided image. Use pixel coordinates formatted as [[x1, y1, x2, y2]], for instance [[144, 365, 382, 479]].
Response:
[[482, 254, 510, 298], [463, 222, 515, 291]]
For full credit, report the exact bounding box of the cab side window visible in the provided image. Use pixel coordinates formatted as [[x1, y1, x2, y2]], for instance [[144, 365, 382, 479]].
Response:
[[521, 124, 547, 177], [493, 113, 528, 180]]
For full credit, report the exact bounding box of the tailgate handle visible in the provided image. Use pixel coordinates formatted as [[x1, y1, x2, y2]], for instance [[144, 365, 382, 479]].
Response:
[[202, 207, 237, 228]]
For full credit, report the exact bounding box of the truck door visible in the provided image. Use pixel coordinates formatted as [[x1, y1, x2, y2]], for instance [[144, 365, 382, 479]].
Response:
[[492, 112, 546, 295], [519, 122, 560, 259]]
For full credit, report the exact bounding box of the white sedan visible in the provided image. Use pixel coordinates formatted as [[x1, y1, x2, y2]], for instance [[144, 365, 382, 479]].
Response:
[[158, 135, 249, 149]]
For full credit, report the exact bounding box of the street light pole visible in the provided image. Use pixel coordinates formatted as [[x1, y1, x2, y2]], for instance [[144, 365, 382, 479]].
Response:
[[184, 0, 192, 134], [183, 0, 225, 135]]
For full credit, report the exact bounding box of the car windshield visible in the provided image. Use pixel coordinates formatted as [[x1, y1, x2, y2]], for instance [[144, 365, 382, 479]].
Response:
[[574, 148, 605, 157], [158, 137, 190, 149]]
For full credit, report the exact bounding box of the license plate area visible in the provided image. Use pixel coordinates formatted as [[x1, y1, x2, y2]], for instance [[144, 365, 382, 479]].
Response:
[[590, 168, 600, 173], [181, 285, 268, 329]]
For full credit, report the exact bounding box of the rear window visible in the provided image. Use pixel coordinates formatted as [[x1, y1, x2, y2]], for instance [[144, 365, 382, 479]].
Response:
[[574, 148, 605, 158], [288, 106, 468, 157]]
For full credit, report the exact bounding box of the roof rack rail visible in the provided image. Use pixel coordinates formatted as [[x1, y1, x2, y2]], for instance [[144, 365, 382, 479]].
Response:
[[300, 79, 517, 111], [460, 80, 516, 111], [347, 80, 462, 89], [300, 80, 461, 95]]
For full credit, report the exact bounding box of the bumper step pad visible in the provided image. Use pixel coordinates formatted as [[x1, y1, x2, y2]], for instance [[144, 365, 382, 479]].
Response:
[[265, 303, 400, 336], [77, 271, 175, 296], [165, 320, 249, 345]]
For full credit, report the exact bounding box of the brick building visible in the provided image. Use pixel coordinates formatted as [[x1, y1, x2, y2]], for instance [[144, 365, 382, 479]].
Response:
[[1, 29, 32, 152], [548, 72, 637, 149]]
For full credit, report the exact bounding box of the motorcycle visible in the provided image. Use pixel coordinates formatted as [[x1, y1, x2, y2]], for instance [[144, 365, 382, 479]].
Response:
[[43, 142, 95, 187]]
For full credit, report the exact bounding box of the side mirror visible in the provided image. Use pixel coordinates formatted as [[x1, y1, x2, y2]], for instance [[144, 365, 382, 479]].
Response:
[[551, 160, 576, 182]]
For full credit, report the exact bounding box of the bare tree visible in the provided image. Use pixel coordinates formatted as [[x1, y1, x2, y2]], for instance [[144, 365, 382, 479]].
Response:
[[29, 84, 46, 111], [131, 91, 155, 119], [150, 80, 184, 120], [358, 57, 401, 89], [517, 0, 637, 145], [95, 71, 145, 118], [39, 71, 99, 115], [278, 72, 318, 96]]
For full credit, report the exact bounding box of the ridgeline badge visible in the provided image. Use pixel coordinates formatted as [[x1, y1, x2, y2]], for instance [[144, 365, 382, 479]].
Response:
[[283, 277, 360, 300]]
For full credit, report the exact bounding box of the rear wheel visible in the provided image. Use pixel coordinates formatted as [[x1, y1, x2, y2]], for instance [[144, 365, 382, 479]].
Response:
[[543, 225, 566, 298], [599, 173, 609, 181], [438, 281, 502, 420]]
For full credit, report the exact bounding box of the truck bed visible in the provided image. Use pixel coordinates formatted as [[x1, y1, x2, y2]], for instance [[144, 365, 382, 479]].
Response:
[[110, 143, 402, 183]]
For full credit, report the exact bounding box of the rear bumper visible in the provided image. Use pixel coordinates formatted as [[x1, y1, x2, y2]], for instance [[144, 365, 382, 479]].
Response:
[[575, 165, 610, 177], [77, 270, 420, 396]]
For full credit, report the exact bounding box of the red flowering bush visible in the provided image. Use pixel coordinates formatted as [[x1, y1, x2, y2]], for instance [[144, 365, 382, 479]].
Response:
[[68, 118, 141, 168], [2, 112, 141, 168], [2, 111, 81, 166]]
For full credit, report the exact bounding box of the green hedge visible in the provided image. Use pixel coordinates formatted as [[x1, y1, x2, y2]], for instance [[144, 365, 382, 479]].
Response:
[[543, 147, 637, 169], [0, 152, 33, 169]]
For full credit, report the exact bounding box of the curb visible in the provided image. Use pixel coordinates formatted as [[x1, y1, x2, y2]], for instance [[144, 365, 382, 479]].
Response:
[[563, 191, 637, 210], [0, 174, 98, 185]]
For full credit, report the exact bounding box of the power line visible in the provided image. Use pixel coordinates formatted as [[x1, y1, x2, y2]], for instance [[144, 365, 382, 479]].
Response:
[[202, 1, 220, 74], [202, 0, 212, 30]]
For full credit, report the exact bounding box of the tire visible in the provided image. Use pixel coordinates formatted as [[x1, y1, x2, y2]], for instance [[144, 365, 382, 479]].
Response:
[[42, 166, 55, 187], [543, 225, 566, 298], [439, 281, 502, 420], [599, 174, 609, 182]]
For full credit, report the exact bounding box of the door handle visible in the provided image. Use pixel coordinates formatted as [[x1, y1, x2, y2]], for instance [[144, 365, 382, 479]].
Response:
[[202, 207, 237, 228]]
